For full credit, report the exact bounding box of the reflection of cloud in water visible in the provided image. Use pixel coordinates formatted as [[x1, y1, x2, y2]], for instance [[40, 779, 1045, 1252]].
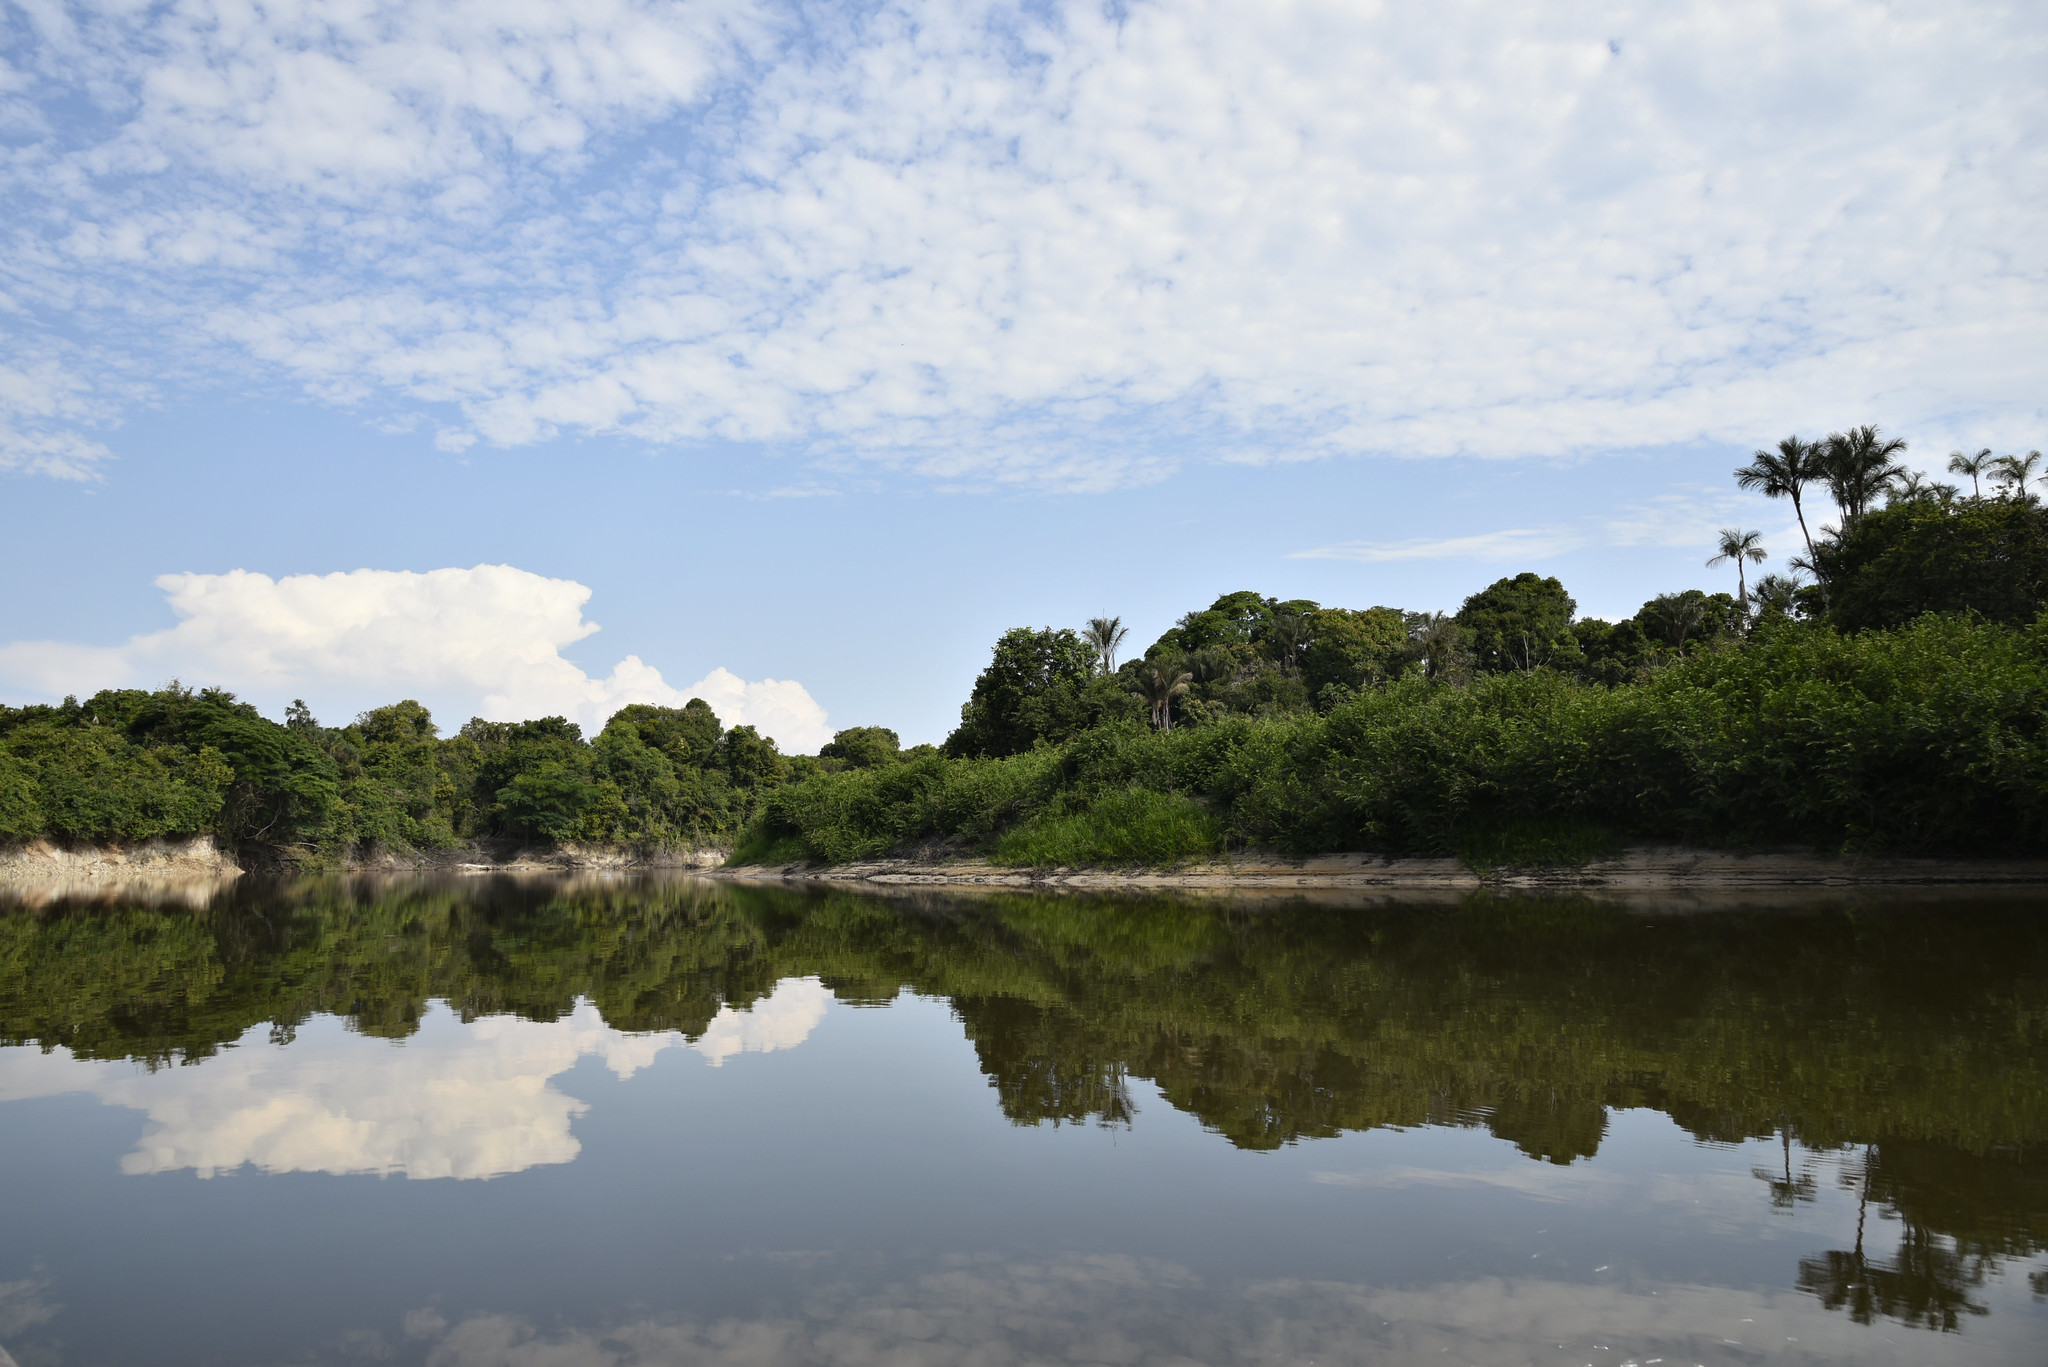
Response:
[[0, 978, 830, 1180], [405, 1254, 2042, 1367], [0, 1277, 59, 1339], [689, 979, 832, 1067]]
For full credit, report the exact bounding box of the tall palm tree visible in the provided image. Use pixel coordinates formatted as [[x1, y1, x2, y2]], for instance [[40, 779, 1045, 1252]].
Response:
[[1735, 436, 1827, 566], [1132, 660, 1192, 731], [1822, 425, 1909, 527], [1269, 610, 1311, 674], [1750, 571, 1804, 618], [1639, 593, 1708, 654], [1408, 612, 1466, 682], [1082, 616, 1129, 675], [1991, 449, 2044, 500], [1885, 470, 1955, 505], [1947, 448, 1994, 499], [1707, 528, 1767, 615]]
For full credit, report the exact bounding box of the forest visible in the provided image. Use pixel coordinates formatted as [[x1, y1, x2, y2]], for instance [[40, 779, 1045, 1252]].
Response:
[[3, 427, 2046, 865]]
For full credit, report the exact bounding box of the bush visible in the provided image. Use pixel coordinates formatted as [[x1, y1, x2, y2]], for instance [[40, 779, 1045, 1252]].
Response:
[[735, 612, 2048, 865], [992, 788, 1222, 867]]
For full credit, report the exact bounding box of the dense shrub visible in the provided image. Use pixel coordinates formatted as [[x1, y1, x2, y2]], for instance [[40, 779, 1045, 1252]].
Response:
[[736, 613, 2048, 864], [0, 685, 778, 858], [1821, 498, 2048, 631]]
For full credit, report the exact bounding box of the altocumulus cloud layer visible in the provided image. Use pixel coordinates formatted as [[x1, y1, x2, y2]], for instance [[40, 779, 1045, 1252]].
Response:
[[0, 564, 832, 749], [2, 0, 2043, 486]]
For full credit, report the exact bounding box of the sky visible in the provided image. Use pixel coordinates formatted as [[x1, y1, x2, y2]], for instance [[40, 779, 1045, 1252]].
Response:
[[2, 0, 2044, 750]]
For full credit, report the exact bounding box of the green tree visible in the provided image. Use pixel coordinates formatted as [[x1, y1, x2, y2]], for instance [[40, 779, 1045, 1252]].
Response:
[[1991, 449, 2044, 501], [120, 685, 341, 852], [1818, 497, 2048, 631], [1132, 660, 1193, 731], [946, 627, 1125, 757], [1635, 589, 1741, 654], [1738, 435, 1829, 566], [719, 725, 790, 795], [1824, 425, 1909, 528], [1947, 448, 1994, 499], [607, 700, 723, 768], [1082, 617, 1130, 675], [1707, 528, 1767, 615], [1572, 616, 1652, 685], [1301, 607, 1409, 698], [1455, 574, 1583, 673], [820, 726, 902, 769], [1750, 572, 1805, 620], [1405, 612, 1470, 683], [494, 759, 596, 840]]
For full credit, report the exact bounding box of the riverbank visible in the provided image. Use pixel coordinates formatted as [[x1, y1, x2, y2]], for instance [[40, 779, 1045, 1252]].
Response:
[[0, 836, 241, 907], [715, 846, 2048, 892], [0, 839, 726, 904], [10, 840, 2048, 905]]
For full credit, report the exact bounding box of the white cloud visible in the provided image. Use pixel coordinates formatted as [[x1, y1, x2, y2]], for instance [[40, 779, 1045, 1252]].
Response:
[[689, 976, 833, 1067], [2, 0, 2045, 486], [1292, 494, 1810, 575], [0, 353, 115, 480], [0, 565, 833, 752], [0, 982, 831, 1180], [1292, 528, 1587, 565]]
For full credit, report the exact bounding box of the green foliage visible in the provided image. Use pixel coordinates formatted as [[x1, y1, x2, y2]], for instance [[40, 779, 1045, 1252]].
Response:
[[1821, 497, 2048, 631], [495, 759, 597, 839], [1572, 616, 1653, 685], [1635, 589, 1742, 652], [820, 726, 902, 769], [609, 699, 723, 767], [947, 627, 1133, 757], [0, 684, 790, 856], [1300, 606, 1409, 698], [741, 613, 2048, 864], [991, 787, 1221, 867], [1456, 573, 1584, 673]]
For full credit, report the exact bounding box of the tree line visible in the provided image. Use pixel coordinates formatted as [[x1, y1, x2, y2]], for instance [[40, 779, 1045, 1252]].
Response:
[[744, 423, 2048, 864], [3, 422, 2044, 863], [0, 686, 901, 858]]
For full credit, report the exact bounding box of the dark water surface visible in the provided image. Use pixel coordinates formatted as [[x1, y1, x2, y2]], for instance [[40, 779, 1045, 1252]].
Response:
[[1, 876, 2045, 1366]]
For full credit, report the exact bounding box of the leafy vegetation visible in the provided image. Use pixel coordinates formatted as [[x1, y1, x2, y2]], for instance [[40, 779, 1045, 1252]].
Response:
[[6, 421, 2046, 866], [743, 611, 2048, 864], [736, 422, 2048, 867], [0, 686, 823, 861]]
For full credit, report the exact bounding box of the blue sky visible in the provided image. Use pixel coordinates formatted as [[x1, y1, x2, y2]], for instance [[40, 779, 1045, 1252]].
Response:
[[3, 0, 2044, 749]]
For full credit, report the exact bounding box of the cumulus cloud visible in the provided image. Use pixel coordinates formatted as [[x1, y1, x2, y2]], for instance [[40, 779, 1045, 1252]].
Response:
[[2, 0, 2042, 487], [0, 982, 832, 1180], [0, 565, 833, 751]]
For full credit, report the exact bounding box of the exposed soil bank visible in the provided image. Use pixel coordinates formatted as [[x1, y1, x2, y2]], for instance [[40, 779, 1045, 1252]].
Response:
[[0, 839, 727, 903], [340, 842, 727, 875], [0, 836, 241, 907], [715, 846, 2048, 893]]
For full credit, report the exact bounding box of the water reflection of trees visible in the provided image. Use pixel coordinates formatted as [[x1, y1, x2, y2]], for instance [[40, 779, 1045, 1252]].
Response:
[[3, 877, 2045, 1331]]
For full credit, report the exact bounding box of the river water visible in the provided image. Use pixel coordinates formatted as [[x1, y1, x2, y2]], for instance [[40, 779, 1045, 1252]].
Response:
[[1, 875, 2043, 1365]]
